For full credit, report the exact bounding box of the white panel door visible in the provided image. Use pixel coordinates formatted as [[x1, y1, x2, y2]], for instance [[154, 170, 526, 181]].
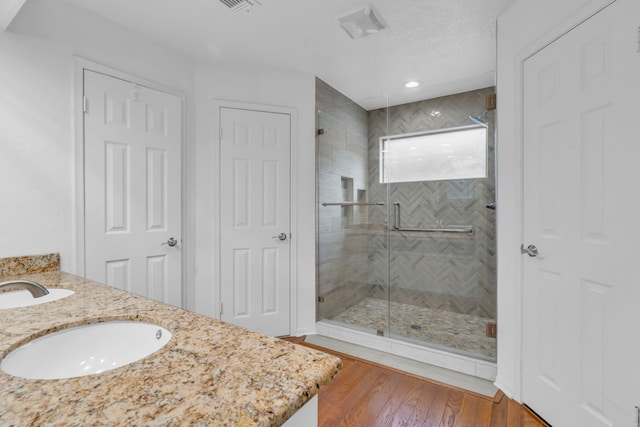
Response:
[[522, 0, 640, 425], [84, 70, 182, 307], [219, 107, 291, 337]]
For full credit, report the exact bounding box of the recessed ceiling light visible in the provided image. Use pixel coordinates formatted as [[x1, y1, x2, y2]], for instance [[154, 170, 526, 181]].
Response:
[[404, 80, 422, 88]]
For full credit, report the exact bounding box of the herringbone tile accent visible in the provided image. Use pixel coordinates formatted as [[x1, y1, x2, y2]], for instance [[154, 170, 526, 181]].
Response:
[[366, 88, 497, 318]]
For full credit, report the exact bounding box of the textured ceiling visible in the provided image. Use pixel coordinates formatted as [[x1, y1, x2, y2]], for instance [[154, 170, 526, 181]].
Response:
[[62, 0, 516, 109]]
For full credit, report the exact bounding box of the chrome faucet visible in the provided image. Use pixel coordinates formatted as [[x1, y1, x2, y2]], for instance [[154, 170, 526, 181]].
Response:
[[0, 280, 49, 298]]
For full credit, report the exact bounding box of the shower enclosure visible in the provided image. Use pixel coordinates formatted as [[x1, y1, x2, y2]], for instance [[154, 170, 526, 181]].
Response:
[[316, 78, 497, 373]]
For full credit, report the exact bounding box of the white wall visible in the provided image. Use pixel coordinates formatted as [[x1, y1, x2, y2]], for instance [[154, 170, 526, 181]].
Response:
[[193, 62, 317, 334], [495, 0, 614, 401], [0, 0, 195, 273]]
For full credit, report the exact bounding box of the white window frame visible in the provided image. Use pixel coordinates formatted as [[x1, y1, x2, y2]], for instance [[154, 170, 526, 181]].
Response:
[[379, 124, 488, 184]]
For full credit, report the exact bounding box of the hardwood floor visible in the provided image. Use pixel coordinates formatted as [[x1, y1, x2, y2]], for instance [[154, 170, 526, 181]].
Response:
[[283, 337, 547, 427]]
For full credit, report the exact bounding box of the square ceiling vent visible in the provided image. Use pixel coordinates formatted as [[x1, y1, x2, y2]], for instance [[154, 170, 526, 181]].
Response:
[[219, 0, 262, 13], [338, 5, 386, 39]]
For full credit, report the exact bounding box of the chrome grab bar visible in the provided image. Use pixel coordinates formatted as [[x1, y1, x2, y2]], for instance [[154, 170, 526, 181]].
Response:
[[391, 201, 474, 235], [391, 226, 474, 235], [321, 202, 384, 207]]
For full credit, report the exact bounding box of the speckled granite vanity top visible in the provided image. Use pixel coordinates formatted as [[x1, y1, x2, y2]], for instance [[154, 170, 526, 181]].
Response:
[[0, 256, 341, 426]]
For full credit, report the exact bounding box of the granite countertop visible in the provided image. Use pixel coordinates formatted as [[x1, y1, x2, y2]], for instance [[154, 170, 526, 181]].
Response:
[[0, 269, 342, 426]]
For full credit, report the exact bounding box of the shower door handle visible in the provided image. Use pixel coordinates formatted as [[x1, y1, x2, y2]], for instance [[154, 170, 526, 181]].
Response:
[[520, 244, 539, 257]]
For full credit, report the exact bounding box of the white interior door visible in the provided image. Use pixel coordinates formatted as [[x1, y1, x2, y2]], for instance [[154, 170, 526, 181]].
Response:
[[219, 107, 291, 337], [84, 70, 182, 307], [522, 0, 640, 425]]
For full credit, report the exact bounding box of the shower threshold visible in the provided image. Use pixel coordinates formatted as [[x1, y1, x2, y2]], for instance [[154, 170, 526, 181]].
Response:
[[316, 297, 497, 381], [315, 320, 497, 381]]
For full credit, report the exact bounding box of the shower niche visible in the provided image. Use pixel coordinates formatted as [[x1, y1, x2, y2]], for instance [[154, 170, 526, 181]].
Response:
[[341, 177, 353, 227], [337, 177, 368, 228], [316, 78, 497, 380]]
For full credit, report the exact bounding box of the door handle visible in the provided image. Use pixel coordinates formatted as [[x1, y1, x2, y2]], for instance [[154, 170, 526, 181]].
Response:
[[272, 233, 287, 241], [162, 237, 178, 247], [520, 244, 539, 257]]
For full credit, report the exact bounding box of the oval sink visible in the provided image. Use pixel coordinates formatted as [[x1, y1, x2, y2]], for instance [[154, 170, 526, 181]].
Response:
[[0, 288, 75, 309], [1, 321, 172, 380]]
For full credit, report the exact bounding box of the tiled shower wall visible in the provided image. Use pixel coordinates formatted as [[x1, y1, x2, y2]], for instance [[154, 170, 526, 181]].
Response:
[[317, 79, 496, 321], [367, 89, 496, 318]]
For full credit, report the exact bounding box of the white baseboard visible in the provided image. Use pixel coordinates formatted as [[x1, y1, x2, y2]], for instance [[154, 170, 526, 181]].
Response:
[[292, 326, 317, 337]]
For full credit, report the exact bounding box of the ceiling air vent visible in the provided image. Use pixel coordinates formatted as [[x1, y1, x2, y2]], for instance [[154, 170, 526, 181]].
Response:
[[219, 0, 262, 13], [337, 5, 386, 39]]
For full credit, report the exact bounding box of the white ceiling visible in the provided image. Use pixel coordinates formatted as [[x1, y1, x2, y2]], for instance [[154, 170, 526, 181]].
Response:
[[63, 0, 516, 110]]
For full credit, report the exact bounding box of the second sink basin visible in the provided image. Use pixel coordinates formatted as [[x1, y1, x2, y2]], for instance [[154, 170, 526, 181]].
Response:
[[1, 321, 172, 380], [0, 288, 75, 309]]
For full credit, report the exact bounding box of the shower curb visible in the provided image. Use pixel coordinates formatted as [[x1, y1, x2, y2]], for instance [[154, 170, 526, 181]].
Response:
[[315, 321, 497, 382]]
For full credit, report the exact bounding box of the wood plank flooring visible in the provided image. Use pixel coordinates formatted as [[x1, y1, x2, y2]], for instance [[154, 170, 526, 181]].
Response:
[[283, 337, 547, 427]]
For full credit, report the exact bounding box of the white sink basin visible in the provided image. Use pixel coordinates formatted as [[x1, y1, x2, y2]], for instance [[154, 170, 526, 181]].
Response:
[[0, 288, 75, 309], [1, 321, 172, 380]]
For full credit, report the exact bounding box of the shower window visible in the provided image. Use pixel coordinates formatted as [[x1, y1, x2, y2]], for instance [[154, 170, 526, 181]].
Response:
[[380, 125, 488, 183]]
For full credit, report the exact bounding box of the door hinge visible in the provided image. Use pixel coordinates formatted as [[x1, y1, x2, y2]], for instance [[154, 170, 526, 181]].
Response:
[[485, 93, 497, 110], [637, 26, 640, 53], [486, 322, 497, 338], [219, 127, 223, 140], [220, 301, 223, 316], [82, 96, 88, 113]]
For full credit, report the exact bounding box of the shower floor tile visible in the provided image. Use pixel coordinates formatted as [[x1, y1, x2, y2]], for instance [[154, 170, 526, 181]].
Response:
[[329, 297, 496, 360]]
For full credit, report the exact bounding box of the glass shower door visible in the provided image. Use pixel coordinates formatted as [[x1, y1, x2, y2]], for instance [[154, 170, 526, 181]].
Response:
[[387, 179, 497, 360], [383, 92, 498, 361]]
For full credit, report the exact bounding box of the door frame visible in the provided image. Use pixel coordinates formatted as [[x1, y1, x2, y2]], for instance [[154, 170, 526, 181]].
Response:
[[495, 0, 616, 401], [211, 99, 299, 335], [73, 57, 187, 305]]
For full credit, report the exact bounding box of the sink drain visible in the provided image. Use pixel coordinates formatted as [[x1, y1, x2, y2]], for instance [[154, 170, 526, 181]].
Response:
[[410, 324, 422, 330]]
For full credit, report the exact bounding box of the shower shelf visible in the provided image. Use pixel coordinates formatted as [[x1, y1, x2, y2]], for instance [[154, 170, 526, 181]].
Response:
[[321, 202, 384, 207]]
